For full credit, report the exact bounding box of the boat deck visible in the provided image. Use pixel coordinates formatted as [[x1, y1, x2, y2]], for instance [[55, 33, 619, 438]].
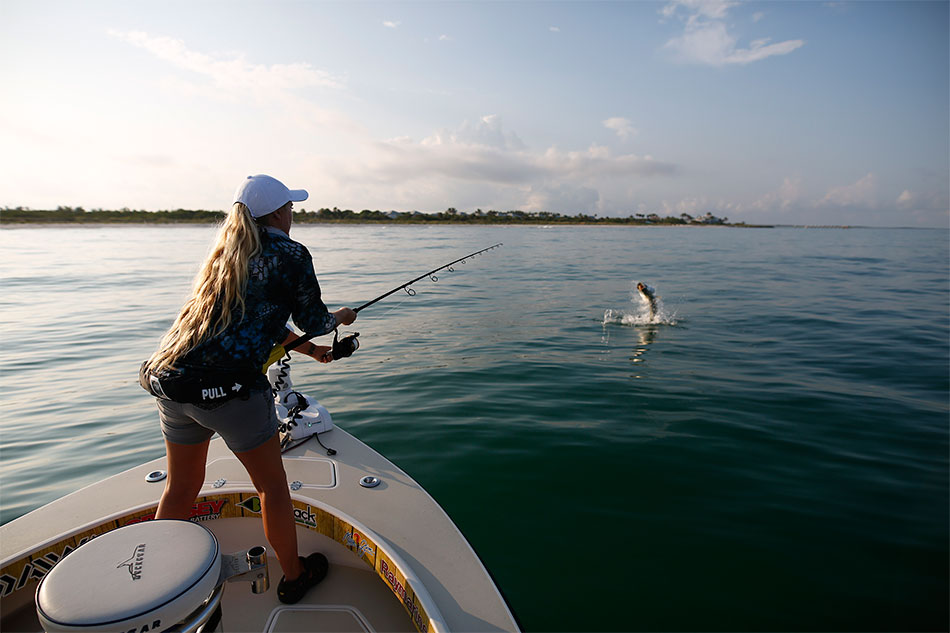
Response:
[[0, 428, 518, 633]]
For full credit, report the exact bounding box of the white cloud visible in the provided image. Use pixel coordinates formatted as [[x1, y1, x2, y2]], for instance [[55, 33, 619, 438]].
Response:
[[603, 117, 638, 141], [341, 116, 676, 213], [896, 189, 915, 207], [537, 144, 676, 179], [752, 11, 765, 22], [661, 1, 803, 66], [661, 197, 703, 216], [894, 188, 949, 225], [383, 21, 401, 28], [386, 132, 670, 184], [661, 0, 738, 22], [108, 30, 344, 92], [738, 173, 884, 222], [549, 26, 561, 33], [438, 34, 451, 41], [524, 183, 599, 214], [725, 174, 949, 227], [109, 29, 359, 136], [819, 172, 878, 207], [658, 195, 736, 218], [424, 114, 527, 151], [752, 176, 803, 211]]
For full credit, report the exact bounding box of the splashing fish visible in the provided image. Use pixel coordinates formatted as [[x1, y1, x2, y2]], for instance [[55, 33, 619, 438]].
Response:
[[603, 281, 674, 326], [636, 282, 658, 321]]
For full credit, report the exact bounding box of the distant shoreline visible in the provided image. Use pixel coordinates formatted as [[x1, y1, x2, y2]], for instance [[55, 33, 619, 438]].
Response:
[[1, 207, 777, 227], [0, 219, 781, 228], [3, 208, 925, 230]]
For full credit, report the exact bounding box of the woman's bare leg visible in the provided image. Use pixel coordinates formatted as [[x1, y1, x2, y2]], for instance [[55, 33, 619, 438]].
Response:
[[156, 438, 209, 520], [234, 434, 304, 580]]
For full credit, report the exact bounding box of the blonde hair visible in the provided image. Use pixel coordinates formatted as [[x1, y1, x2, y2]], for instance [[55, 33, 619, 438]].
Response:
[[147, 202, 263, 371]]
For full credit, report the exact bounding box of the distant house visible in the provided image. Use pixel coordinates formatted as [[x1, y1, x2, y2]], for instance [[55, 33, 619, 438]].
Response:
[[384, 210, 400, 220], [691, 213, 724, 225]]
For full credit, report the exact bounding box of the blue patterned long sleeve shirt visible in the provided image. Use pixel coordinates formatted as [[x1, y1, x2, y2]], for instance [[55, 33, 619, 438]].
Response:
[[180, 226, 337, 379]]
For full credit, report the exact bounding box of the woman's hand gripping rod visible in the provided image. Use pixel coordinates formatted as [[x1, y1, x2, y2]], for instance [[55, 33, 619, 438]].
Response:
[[262, 243, 503, 371]]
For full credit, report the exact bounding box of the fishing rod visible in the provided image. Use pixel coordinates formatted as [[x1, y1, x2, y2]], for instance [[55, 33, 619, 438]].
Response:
[[354, 242, 503, 313], [264, 243, 503, 368]]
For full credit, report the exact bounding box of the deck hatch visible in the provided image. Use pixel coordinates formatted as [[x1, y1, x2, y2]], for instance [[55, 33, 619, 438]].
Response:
[[264, 605, 374, 632]]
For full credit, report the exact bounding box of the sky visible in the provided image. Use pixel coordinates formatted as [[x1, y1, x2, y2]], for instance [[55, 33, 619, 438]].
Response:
[[1, 0, 947, 227]]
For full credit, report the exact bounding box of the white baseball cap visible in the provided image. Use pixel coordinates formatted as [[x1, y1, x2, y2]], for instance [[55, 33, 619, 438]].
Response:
[[233, 174, 309, 218]]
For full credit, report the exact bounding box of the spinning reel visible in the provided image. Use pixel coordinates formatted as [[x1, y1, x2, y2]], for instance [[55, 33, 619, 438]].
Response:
[[330, 329, 360, 360]]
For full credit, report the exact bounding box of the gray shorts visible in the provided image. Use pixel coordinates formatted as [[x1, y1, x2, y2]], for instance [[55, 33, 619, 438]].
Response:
[[157, 388, 279, 453]]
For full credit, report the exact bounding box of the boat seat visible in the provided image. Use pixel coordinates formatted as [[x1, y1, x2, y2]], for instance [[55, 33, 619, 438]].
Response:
[[36, 520, 220, 633]]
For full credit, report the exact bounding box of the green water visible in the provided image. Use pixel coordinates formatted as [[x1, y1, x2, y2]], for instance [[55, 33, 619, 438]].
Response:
[[1, 224, 947, 631]]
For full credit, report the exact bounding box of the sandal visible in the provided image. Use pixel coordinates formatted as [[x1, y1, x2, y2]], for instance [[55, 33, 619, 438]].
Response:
[[277, 553, 329, 604]]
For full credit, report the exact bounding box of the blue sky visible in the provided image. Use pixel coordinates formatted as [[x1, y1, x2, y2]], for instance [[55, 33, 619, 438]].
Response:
[[1, 1, 947, 227]]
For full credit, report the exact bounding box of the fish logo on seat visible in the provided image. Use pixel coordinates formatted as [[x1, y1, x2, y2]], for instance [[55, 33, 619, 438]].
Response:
[[116, 543, 147, 581]]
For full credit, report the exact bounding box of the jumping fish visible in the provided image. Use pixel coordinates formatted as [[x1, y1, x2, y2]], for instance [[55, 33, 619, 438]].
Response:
[[637, 282, 658, 320]]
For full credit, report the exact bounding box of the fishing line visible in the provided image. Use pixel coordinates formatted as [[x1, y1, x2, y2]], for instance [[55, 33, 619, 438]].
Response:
[[375, 293, 413, 321], [352, 242, 503, 314], [273, 243, 503, 362]]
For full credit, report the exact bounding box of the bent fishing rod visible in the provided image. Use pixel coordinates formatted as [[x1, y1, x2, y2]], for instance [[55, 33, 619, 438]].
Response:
[[265, 243, 503, 367], [353, 242, 503, 313]]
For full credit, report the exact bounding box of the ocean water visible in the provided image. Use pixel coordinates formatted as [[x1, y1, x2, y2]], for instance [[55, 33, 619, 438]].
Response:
[[1, 224, 947, 631]]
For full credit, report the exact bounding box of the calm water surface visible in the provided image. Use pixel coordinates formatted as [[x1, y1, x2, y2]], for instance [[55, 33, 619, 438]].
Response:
[[1, 224, 947, 631]]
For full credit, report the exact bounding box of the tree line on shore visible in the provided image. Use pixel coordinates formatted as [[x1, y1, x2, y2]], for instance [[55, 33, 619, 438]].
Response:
[[1, 206, 745, 226]]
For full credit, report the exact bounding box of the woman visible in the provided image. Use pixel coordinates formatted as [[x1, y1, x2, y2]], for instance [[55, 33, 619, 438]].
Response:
[[141, 174, 356, 604]]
